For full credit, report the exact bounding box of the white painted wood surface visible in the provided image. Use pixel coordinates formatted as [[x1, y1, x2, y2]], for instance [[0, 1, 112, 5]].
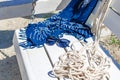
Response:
[[13, 29, 120, 80], [104, 0, 120, 38], [0, 0, 70, 19], [0, 0, 100, 20], [13, 30, 58, 80]]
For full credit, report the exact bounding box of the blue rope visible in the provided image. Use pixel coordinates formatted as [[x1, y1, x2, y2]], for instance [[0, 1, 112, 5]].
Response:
[[19, 0, 98, 48]]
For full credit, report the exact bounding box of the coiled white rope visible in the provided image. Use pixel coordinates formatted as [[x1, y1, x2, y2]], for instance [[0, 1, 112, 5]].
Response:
[[52, 0, 112, 80], [52, 41, 111, 80]]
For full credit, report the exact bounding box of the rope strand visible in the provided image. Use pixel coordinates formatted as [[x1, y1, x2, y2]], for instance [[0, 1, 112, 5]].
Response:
[[53, 42, 111, 80]]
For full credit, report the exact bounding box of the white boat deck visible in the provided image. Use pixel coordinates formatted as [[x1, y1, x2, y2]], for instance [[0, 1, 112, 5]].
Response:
[[13, 29, 120, 80], [9, 0, 120, 80]]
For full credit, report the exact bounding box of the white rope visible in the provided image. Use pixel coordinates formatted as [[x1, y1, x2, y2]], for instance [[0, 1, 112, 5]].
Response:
[[52, 0, 112, 80], [53, 42, 111, 80]]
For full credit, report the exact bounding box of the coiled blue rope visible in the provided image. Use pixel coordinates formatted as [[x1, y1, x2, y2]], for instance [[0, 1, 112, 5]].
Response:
[[19, 0, 98, 48]]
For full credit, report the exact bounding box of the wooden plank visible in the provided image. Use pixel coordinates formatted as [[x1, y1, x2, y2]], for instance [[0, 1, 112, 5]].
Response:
[[0, 0, 63, 19], [0, 0, 32, 19], [104, 0, 120, 38], [0, 3, 32, 20], [35, 0, 64, 14], [0, 0, 32, 7], [13, 30, 29, 80], [0, 0, 101, 20], [13, 29, 58, 80]]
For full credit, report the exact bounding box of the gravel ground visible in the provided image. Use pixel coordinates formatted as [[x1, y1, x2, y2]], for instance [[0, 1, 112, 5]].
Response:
[[100, 35, 120, 64], [0, 15, 120, 80]]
